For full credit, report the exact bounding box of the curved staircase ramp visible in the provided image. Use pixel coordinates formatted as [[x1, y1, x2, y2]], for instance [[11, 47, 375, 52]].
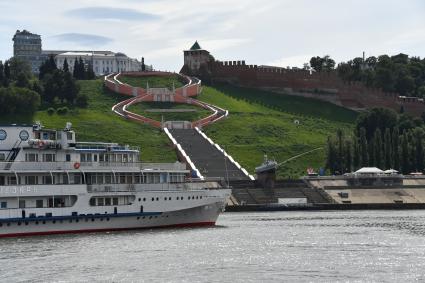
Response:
[[169, 129, 250, 181]]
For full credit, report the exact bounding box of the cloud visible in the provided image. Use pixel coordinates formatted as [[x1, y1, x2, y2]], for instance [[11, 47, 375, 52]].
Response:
[[65, 7, 160, 21], [50, 33, 114, 47]]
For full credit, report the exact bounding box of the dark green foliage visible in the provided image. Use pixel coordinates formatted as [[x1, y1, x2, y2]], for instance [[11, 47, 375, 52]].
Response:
[[47, 107, 55, 115], [72, 57, 95, 80], [15, 72, 30, 88], [63, 58, 69, 73], [57, 106, 69, 115], [8, 57, 32, 81], [39, 55, 57, 80], [326, 107, 425, 174], [0, 87, 40, 116], [75, 93, 88, 108], [310, 55, 335, 72], [337, 53, 425, 97]]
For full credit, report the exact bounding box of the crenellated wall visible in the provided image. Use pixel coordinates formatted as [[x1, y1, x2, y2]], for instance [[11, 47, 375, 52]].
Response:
[[209, 61, 425, 116]]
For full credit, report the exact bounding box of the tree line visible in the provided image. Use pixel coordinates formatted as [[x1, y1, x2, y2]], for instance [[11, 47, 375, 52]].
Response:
[[0, 58, 40, 116], [326, 108, 425, 175]]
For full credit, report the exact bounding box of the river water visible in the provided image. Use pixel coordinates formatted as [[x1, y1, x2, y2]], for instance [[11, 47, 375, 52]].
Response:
[[1, 210, 425, 282]]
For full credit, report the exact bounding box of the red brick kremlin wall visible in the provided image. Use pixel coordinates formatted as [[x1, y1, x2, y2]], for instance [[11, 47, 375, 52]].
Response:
[[210, 61, 425, 116]]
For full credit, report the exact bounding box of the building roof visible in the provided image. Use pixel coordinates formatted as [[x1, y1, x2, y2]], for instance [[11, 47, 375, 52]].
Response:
[[355, 167, 384, 174], [190, 41, 202, 50]]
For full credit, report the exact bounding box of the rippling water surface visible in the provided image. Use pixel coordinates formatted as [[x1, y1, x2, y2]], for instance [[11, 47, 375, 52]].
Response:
[[2, 210, 425, 282]]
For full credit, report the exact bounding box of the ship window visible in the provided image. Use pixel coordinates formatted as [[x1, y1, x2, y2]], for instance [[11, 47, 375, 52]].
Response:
[[96, 174, 103, 184], [97, 198, 104, 206], [1, 201, 7, 209], [19, 200, 26, 208], [126, 174, 132, 184], [0, 176, 4, 186], [89, 198, 96, 206], [105, 174, 111, 184], [66, 154, 71, 162], [99, 154, 104, 162], [43, 175, 53, 184], [25, 176, 38, 185], [36, 200, 43, 208], [94, 155, 98, 162], [67, 132, 73, 140], [43, 154, 55, 162], [112, 198, 118, 205], [105, 198, 111, 206], [74, 174, 81, 184], [25, 153, 38, 162], [0, 153, 5, 161], [119, 174, 126, 184]]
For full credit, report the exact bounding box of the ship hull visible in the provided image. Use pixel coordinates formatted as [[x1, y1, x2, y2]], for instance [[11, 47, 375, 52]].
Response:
[[0, 202, 224, 238]]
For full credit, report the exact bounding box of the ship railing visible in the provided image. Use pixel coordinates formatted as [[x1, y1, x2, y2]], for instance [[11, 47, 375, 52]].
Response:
[[87, 184, 136, 193]]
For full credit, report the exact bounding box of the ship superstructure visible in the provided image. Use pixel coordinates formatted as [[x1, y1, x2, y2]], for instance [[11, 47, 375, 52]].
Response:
[[0, 123, 230, 237]]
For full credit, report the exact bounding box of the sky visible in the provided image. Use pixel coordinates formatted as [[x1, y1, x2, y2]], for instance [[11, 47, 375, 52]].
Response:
[[0, 0, 424, 71]]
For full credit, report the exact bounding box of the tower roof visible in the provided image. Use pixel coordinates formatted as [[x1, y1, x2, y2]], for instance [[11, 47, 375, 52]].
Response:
[[190, 41, 202, 50]]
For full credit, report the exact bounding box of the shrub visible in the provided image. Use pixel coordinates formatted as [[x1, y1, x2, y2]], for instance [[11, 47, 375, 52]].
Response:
[[57, 106, 69, 115], [75, 93, 88, 108], [47, 107, 55, 115]]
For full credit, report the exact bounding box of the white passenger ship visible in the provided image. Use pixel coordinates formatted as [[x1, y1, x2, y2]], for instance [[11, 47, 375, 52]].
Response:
[[0, 123, 230, 237]]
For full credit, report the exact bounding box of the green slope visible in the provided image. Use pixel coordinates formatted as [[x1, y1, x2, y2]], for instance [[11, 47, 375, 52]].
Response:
[[198, 84, 357, 178], [0, 80, 177, 163]]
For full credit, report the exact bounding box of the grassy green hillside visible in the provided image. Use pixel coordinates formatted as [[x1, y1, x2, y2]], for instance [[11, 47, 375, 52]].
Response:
[[198, 84, 357, 178], [127, 102, 212, 122], [0, 80, 177, 163], [119, 74, 184, 89]]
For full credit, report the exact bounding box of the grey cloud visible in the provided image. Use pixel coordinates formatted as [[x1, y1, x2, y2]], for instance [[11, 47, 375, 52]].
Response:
[[65, 7, 160, 21], [50, 33, 114, 46]]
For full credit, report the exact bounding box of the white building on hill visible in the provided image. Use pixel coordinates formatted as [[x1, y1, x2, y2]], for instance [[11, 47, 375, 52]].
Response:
[[54, 51, 150, 76]]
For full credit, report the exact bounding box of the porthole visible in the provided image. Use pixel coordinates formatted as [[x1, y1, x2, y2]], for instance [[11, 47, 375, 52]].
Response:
[[100, 218, 103, 221], [149, 216, 152, 219], [0, 223, 3, 227], [156, 197, 159, 201], [143, 198, 146, 202], [142, 216, 145, 219], [76, 219, 79, 223], [188, 197, 190, 200], [164, 197, 167, 201], [151, 197, 154, 201], [138, 198, 141, 202], [7, 223, 10, 226], [196, 196, 199, 199], [176, 197, 179, 200], [192, 196, 195, 200], [18, 222, 21, 226], [42, 221, 46, 224], [85, 218, 89, 222], [35, 221, 39, 225], [0, 129, 7, 141], [69, 220, 72, 223], [106, 218, 110, 221], [25, 222, 29, 225], [200, 196, 203, 199], [91, 218, 95, 222], [19, 130, 29, 141], [168, 197, 171, 200], [52, 220, 56, 224]]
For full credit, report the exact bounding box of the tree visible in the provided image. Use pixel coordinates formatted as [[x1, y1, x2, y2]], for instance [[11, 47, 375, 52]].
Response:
[[413, 128, 424, 172], [62, 72, 79, 103], [373, 128, 383, 168], [336, 129, 344, 174], [352, 136, 360, 170], [392, 127, 400, 170], [359, 127, 369, 167], [63, 58, 69, 72], [384, 128, 392, 170], [400, 132, 410, 174], [15, 72, 30, 88], [4, 61, 10, 82], [322, 55, 335, 72], [344, 140, 352, 172], [8, 57, 32, 81], [39, 55, 58, 79], [0, 61, 4, 85], [86, 62, 95, 80], [325, 137, 338, 174], [73, 57, 79, 79], [310, 56, 323, 72]]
